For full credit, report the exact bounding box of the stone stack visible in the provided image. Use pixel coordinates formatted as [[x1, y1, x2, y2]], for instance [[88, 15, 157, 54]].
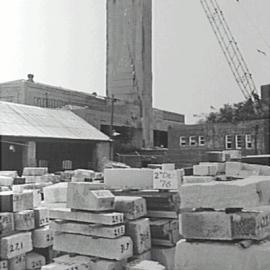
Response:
[[45, 182, 133, 269], [0, 188, 51, 270], [176, 161, 270, 270], [105, 166, 181, 270]]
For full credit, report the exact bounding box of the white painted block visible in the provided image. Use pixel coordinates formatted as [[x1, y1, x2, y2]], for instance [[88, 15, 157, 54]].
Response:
[[34, 207, 50, 228], [43, 183, 67, 203], [0, 213, 14, 236], [67, 183, 114, 211], [126, 218, 151, 255], [25, 252, 46, 270], [8, 254, 26, 270], [0, 232, 32, 259], [51, 220, 125, 238], [53, 233, 133, 260], [153, 170, 182, 190], [14, 210, 35, 231], [193, 164, 218, 176], [104, 169, 154, 190], [32, 226, 54, 248], [49, 208, 124, 225], [114, 196, 147, 220]]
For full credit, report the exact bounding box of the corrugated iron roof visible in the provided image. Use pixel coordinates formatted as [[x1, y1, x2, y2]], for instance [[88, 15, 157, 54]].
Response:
[[0, 101, 110, 141]]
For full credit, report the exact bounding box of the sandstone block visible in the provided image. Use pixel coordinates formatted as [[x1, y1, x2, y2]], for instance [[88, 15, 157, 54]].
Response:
[[49, 208, 124, 225], [34, 207, 50, 228], [25, 252, 46, 270], [193, 164, 218, 176], [51, 220, 125, 238], [114, 196, 147, 220], [8, 254, 26, 270], [53, 233, 133, 260], [14, 210, 35, 231], [0, 232, 32, 259], [43, 183, 67, 204], [67, 182, 114, 211], [180, 176, 270, 209], [126, 218, 151, 255], [0, 212, 14, 236], [32, 226, 54, 248]]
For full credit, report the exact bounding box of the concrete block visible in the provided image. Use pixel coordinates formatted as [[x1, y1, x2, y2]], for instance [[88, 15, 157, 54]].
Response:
[[32, 226, 54, 248], [0, 212, 14, 236], [14, 210, 35, 231], [34, 207, 49, 228], [104, 169, 154, 190], [114, 196, 147, 220], [51, 220, 125, 238], [0, 191, 33, 212], [22, 168, 48, 177], [126, 260, 165, 270], [43, 183, 67, 204], [49, 208, 124, 225], [132, 250, 152, 261], [25, 252, 46, 270], [225, 162, 242, 177], [183, 175, 214, 184], [0, 232, 32, 259], [53, 233, 133, 260], [193, 164, 218, 176], [151, 247, 176, 270], [41, 263, 88, 270], [0, 260, 8, 269], [0, 176, 14, 186], [8, 254, 26, 270], [126, 218, 151, 255], [181, 206, 270, 240], [180, 176, 270, 209], [67, 183, 114, 211], [175, 240, 270, 270]]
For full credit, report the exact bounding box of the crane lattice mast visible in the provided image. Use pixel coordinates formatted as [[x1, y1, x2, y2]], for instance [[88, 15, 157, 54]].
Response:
[[200, 0, 258, 101]]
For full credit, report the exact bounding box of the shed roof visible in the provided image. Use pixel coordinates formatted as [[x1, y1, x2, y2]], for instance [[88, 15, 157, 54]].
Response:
[[0, 101, 110, 141]]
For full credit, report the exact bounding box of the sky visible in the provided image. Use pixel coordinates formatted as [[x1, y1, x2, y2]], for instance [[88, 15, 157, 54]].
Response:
[[0, 0, 270, 123]]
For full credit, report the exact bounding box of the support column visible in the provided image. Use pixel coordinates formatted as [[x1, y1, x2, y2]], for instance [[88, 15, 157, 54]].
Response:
[[95, 142, 111, 172], [22, 141, 37, 168]]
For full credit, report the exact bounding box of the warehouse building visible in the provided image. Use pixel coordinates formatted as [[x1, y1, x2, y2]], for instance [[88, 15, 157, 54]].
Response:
[[0, 101, 111, 173]]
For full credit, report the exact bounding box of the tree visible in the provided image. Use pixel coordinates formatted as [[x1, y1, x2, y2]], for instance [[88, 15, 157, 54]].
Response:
[[198, 97, 266, 124]]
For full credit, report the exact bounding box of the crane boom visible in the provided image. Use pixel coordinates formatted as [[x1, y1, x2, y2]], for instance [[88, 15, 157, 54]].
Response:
[[200, 0, 258, 101]]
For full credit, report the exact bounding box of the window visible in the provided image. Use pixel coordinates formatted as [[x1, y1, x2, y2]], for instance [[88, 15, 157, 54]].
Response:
[[235, 135, 242, 149], [179, 136, 186, 147], [245, 134, 253, 149], [199, 136, 205, 146], [189, 136, 197, 146], [225, 135, 233, 149]]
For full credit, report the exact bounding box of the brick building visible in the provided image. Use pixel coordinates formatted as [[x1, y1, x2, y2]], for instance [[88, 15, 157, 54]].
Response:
[[0, 76, 185, 152]]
